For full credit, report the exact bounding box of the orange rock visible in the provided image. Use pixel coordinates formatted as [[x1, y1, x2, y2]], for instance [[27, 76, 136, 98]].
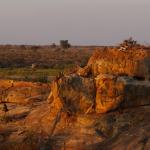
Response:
[[88, 48, 150, 79], [48, 74, 96, 114], [95, 74, 125, 113], [95, 74, 150, 113], [0, 80, 50, 104], [77, 66, 91, 77]]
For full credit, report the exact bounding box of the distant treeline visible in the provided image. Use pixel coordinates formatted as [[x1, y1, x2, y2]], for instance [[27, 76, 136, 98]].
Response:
[[0, 45, 98, 68]]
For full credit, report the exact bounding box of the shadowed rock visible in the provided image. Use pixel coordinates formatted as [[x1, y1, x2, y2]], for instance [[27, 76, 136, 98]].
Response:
[[48, 74, 96, 114]]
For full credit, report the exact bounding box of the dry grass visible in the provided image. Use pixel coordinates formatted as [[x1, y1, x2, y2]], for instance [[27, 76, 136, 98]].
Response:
[[0, 45, 97, 82], [0, 45, 94, 68]]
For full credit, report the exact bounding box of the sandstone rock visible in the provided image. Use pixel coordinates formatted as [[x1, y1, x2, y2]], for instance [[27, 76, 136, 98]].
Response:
[[48, 73, 150, 114], [88, 48, 150, 79], [5, 87, 47, 104], [120, 77, 150, 108], [0, 80, 50, 104], [48, 74, 96, 114], [77, 65, 91, 77], [98, 124, 150, 150], [95, 74, 125, 113], [0, 80, 14, 89], [48, 72, 150, 114], [95, 74, 150, 113], [46, 48, 150, 115]]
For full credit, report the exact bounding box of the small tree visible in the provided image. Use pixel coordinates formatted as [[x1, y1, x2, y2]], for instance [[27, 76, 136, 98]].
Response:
[[50, 43, 57, 48], [60, 40, 71, 49], [119, 37, 138, 50]]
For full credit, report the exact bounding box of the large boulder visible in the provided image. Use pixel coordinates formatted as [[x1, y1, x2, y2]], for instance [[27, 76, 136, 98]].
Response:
[[48, 74, 96, 114], [87, 48, 150, 79], [95, 74, 150, 113], [48, 73, 150, 114]]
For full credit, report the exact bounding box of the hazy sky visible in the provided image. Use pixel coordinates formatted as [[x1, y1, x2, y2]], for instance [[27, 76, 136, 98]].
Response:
[[0, 0, 150, 45]]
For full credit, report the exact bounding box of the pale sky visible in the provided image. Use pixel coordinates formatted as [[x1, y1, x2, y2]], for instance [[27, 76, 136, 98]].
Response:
[[0, 0, 150, 45]]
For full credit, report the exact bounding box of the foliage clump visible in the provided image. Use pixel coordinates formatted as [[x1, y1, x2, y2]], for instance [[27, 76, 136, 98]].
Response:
[[119, 37, 142, 50], [60, 40, 71, 49]]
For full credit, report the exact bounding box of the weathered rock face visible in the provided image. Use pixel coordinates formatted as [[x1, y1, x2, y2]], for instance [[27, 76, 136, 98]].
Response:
[[0, 80, 50, 104], [47, 48, 150, 114], [88, 48, 150, 79], [96, 106, 150, 150], [48, 74, 150, 114], [24, 104, 150, 150], [95, 74, 125, 113], [77, 65, 92, 77], [95, 74, 150, 113], [48, 74, 96, 114], [120, 78, 150, 108]]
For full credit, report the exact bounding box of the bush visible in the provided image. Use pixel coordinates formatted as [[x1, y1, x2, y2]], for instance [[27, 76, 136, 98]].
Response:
[[60, 40, 71, 49]]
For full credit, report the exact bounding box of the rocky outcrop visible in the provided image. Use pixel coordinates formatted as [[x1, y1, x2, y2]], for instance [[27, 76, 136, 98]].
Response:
[[48, 74, 96, 114], [1, 46, 150, 150], [0, 80, 50, 104], [95, 74, 150, 113], [41, 47, 150, 149], [47, 48, 150, 114], [95, 74, 124, 113], [88, 48, 150, 79], [24, 103, 150, 150]]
